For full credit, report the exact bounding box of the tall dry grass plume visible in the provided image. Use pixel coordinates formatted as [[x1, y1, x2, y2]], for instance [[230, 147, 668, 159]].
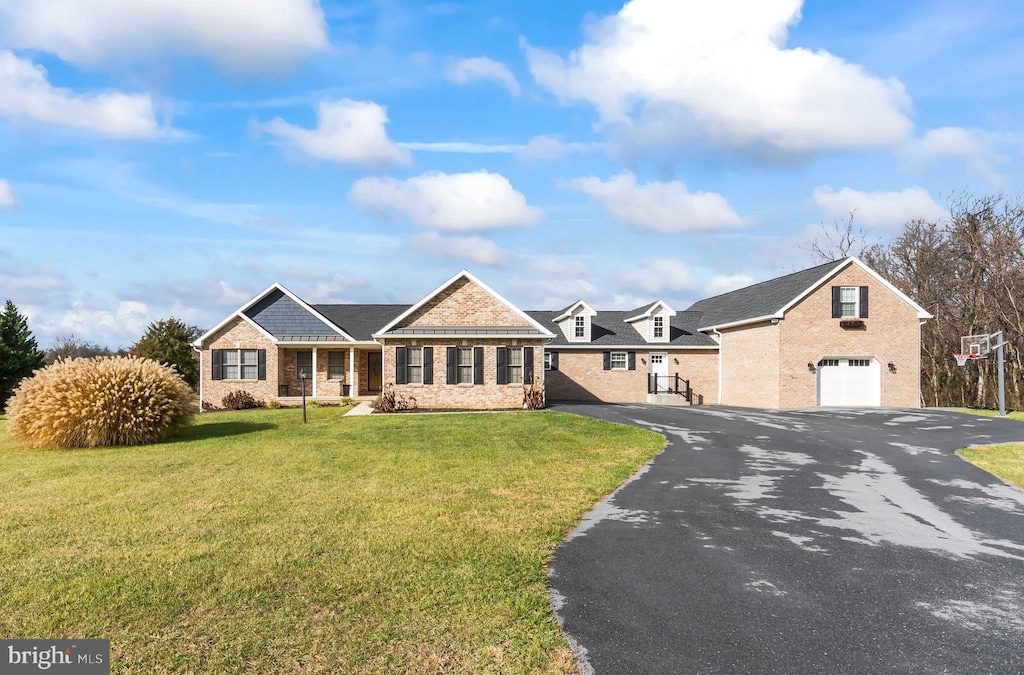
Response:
[[6, 356, 195, 448]]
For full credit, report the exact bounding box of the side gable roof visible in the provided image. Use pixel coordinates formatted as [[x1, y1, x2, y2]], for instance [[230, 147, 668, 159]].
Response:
[[374, 270, 556, 338], [193, 282, 353, 346], [528, 310, 718, 347], [687, 257, 931, 331], [310, 304, 410, 342]]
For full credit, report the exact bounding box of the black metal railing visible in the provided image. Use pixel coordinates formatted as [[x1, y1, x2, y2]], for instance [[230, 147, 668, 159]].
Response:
[[648, 373, 691, 402]]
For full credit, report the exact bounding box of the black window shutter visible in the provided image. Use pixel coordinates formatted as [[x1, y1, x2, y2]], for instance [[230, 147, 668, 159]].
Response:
[[423, 347, 433, 385], [859, 286, 869, 318], [628, 352, 636, 371], [603, 351, 611, 370], [257, 349, 266, 380], [396, 347, 407, 385], [551, 352, 559, 371], [831, 286, 842, 318], [211, 349, 222, 380], [473, 347, 484, 385], [524, 346, 534, 384], [446, 347, 457, 384], [496, 347, 508, 385]]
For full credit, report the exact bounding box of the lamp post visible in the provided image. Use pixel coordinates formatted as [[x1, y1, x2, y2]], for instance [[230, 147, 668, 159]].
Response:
[[299, 369, 308, 423]]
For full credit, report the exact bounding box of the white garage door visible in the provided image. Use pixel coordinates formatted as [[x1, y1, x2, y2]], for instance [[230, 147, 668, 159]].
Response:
[[817, 358, 881, 406]]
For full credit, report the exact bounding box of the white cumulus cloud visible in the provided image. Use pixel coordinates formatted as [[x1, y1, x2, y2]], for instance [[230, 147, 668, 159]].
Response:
[[0, 0, 327, 75], [0, 179, 14, 208], [408, 232, 508, 266], [0, 50, 160, 139], [566, 172, 743, 234], [617, 257, 700, 295], [901, 127, 1006, 185], [446, 57, 521, 96], [349, 170, 543, 231], [259, 99, 411, 169], [812, 186, 948, 228], [524, 0, 913, 156], [705, 274, 754, 296]]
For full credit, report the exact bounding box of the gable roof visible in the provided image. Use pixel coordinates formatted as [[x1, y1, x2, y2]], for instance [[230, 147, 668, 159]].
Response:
[[528, 310, 718, 347], [687, 257, 932, 331], [374, 269, 555, 338], [625, 300, 676, 323], [553, 300, 597, 322], [310, 304, 410, 341], [193, 282, 352, 346]]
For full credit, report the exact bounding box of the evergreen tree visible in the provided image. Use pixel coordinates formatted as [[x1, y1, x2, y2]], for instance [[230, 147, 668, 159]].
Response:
[[131, 318, 204, 390], [0, 300, 46, 409]]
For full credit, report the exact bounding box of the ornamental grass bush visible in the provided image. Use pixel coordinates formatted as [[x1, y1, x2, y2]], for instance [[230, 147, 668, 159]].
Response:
[[6, 356, 194, 448]]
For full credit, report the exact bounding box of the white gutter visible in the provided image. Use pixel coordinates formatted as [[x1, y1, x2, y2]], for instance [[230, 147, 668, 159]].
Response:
[[713, 329, 723, 405], [697, 314, 777, 333], [193, 345, 203, 413]]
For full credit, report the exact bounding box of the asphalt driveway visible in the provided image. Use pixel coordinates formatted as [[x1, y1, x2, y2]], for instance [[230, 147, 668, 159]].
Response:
[[547, 404, 1024, 674]]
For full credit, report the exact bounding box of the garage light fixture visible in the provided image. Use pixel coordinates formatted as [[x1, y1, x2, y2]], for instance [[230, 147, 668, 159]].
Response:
[[888, 362, 897, 373], [807, 362, 816, 373]]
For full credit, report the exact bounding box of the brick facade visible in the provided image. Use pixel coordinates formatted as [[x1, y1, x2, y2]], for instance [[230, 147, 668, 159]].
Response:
[[381, 339, 545, 410], [778, 264, 922, 408], [718, 265, 923, 408], [200, 317, 279, 407], [545, 349, 718, 404], [398, 277, 532, 328]]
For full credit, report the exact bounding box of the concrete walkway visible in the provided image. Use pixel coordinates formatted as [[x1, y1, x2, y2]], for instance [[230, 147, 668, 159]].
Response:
[[343, 401, 375, 416]]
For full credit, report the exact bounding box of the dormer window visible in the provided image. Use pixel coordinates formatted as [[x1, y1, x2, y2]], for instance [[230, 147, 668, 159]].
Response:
[[653, 316, 664, 338], [575, 315, 585, 338]]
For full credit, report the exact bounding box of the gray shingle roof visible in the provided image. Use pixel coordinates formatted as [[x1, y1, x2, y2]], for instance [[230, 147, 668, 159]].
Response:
[[245, 289, 341, 337], [526, 311, 718, 347], [310, 304, 410, 341], [685, 259, 846, 329]]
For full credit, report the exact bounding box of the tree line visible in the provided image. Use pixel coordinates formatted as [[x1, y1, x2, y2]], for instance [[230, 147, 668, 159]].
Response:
[[0, 306, 202, 409], [814, 193, 1023, 410]]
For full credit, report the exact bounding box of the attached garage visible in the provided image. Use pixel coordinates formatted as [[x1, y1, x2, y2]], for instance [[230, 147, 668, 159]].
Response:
[[817, 358, 881, 406]]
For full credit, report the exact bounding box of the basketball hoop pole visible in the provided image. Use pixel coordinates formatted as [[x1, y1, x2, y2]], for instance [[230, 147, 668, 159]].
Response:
[[993, 331, 1007, 417]]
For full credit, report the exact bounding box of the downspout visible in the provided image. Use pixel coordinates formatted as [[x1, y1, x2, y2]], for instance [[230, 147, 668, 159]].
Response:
[[713, 329, 723, 405], [193, 344, 203, 413]]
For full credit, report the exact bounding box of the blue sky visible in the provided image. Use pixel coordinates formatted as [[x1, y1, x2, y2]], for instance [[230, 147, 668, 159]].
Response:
[[1, 0, 1022, 347]]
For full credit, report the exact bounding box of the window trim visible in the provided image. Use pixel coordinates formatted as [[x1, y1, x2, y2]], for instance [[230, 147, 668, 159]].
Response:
[[610, 351, 628, 370], [544, 352, 551, 370], [574, 315, 586, 339], [507, 346, 524, 384], [406, 346, 423, 385], [457, 346, 473, 384], [840, 286, 858, 318], [653, 315, 664, 338], [220, 348, 260, 381], [296, 350, 313, 378]]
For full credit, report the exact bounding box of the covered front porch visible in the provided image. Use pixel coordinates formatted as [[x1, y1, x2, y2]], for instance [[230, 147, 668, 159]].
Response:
[[275, 344, 384, 400]]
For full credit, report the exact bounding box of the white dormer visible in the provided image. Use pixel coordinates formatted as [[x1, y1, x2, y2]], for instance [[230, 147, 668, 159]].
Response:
[[554, 300, 597, 343], [625, 301, 676, 343]]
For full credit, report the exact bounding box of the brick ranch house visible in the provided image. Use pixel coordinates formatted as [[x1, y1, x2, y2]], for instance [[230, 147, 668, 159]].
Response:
[[193, 257, 932, 410]]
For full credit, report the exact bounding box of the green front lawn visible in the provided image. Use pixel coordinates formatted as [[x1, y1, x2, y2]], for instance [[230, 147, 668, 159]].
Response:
[[0, 408, 663, 673], [955, 408, 1024, 490]]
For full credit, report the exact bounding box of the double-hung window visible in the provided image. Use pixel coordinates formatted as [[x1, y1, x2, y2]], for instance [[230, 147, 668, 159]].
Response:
[[406, 347, 423, 384], [574, 315, 585, 338], [219, 349, 259, 380], [610, 351, 628, 370], [653, 316, 664, 338], [221, 350, 239, 379], [507, 347, 524, 384], [840, 287, 858, 317], [240, 350, 258, 380], [457, 347, 473, 384], [296, 350, 312, 377], [544, 352, 552, 370], [328, 351, 345, 379]]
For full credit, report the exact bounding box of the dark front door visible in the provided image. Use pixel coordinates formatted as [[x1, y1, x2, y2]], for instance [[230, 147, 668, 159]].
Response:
[[368, 352, 382, 392]]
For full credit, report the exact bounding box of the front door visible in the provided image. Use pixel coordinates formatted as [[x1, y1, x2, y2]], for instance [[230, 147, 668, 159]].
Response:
[[368, 352, 382, 392], [650, 353, 669, 392]]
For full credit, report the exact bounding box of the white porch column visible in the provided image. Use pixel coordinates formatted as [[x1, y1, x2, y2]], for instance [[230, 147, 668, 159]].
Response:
[[349, 347, 356, 396], [312, 347, 318, 397]]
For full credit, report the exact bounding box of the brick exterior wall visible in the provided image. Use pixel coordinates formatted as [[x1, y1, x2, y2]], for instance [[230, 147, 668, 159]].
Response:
[[778, 264, 922, 408], [545, 349, 718, 403], [399, 277, 532, 328], [200, 317, 279, 407], [381, 339, 544, 410], [719, 321, 781, 408]]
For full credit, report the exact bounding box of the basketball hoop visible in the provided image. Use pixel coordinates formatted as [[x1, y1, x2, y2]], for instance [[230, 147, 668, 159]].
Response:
[[954, 353, 972, 367]]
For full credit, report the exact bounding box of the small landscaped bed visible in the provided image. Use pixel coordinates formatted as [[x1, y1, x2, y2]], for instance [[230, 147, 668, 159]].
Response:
[[0, 408, 663, 673]]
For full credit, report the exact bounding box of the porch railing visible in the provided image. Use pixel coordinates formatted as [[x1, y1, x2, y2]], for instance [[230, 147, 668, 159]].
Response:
[[648, 373, 691, 402]]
